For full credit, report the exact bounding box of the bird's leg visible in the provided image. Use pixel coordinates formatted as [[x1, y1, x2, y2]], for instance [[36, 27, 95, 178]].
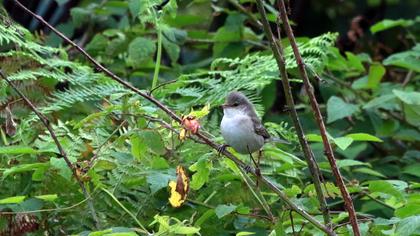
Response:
[[217, 144, 230, 156], [246, 146, 261, 184]]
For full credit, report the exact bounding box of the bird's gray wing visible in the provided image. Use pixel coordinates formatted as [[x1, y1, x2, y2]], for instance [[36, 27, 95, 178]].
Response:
[[252, 116, 270, 139]]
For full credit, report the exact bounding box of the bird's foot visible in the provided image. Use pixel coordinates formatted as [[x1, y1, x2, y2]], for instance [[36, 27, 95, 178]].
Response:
[[217, 144, 229, 156], [244, 165, 253, 173]]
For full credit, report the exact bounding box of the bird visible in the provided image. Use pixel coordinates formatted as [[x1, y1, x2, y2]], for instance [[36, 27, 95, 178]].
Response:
[[219, 91, 271, 172]]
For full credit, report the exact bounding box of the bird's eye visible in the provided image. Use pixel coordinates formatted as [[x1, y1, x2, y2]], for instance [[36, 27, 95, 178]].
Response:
[[233, 102, 239, 107]]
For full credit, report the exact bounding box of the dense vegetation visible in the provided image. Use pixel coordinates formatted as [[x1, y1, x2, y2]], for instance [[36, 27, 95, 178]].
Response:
[[0, 0, 419, 235]]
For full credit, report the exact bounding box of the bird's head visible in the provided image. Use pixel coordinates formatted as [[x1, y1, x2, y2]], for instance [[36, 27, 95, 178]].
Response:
[[221, 91, 253, 116]]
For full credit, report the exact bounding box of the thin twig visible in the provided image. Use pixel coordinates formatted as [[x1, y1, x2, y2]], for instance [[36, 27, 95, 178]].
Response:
[[275, 0, 360, 235], [148, 79, 177, 95], [0, 70, 101, 229], [11, 1, 334, 234], [254, 0, 331, 227], [290, 210, 297, 236]]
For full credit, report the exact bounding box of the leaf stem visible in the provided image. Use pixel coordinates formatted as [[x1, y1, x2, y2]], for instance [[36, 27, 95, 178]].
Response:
[[152, 25, 162, 90]]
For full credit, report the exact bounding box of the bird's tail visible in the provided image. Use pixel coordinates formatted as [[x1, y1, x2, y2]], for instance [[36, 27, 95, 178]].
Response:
[[266, 137, 291, 145]]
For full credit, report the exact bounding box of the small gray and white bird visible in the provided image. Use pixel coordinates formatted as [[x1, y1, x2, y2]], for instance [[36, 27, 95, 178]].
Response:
[[220, 91, 270, 155]]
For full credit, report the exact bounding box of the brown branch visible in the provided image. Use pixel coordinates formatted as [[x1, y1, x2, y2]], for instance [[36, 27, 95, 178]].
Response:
[[275, 0, 361, 235], [0, 71, 101, 229], [11, 1, 334, 234], [254, 0, 332, 227]]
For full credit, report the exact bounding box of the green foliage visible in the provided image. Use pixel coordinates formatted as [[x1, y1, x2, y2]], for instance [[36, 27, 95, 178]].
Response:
[[0, 1, 419, 236]]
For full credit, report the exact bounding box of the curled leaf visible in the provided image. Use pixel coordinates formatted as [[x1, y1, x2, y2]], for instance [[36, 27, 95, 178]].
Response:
[[168, 165, 189, 208]]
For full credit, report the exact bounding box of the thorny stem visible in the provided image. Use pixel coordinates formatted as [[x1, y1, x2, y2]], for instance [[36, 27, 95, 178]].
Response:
[[275, 0, 361, 235], [0, 71, 101, 229], [254, 0, 332, 227], [12, 1, 334, 235]]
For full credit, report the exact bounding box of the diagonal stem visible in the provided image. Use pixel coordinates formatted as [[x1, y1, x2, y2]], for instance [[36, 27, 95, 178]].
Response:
[[275, 0, 360, 235], [254, 0, 332, 226], [11, 1, 334, 234], [0, 70, 101, 229]]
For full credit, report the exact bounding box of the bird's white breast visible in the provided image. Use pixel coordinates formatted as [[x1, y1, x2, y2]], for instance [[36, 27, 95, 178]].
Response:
[[220, 110, 264, 154]]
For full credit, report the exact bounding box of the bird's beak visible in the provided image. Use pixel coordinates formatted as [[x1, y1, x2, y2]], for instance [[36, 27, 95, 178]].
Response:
[[220, 104, 230, 109]]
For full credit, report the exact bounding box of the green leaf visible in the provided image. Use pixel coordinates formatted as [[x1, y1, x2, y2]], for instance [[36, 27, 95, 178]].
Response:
[[146, 172, 173, 194], [171, 225, 200, 234], [337, 159, 369, 168], [189, 157, 212, 190], [0, 196, 26, 204], [35, 194, 58, 202], [128, 37, 156, 64], [236, 232, 255, 236], [403, 164, 420, 177], [139, 130, 166, 155], [334, 137, 354, 150], [50, 157, 72, 180], [368, 180, 404, 201], [354, 168, 386, 178], [396, 203, 420, 218], [130, 134, 146, 161], [3, 163, 50, 179], [370, 19, 413, 34], [367, 63, 385, 89], [327, 96, 359, 123], [393, 90, 420, 105], [151, 156, 169, 170], [403, 104, 420, 127], [71, 7, 90, 27], [396, 215, 420, 236], [345, 133, 383, 142], [306, 134, 322, 142], [215, 204, 237, 218], [162, 37, 180, 63], [383, 44, 420, 72], [284, 185, 302, 198], [0, 145, 39, 154], [128, 0, 141, 17], [363, 94, 396, 109]]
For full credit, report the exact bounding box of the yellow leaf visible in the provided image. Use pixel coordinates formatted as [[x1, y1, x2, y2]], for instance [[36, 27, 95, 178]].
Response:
[[188, 104, 210, 119], [168, 166, 189, 208]]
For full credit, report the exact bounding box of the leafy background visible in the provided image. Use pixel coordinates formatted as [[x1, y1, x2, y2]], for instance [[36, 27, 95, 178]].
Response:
[[0, 0, 419, 235]]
